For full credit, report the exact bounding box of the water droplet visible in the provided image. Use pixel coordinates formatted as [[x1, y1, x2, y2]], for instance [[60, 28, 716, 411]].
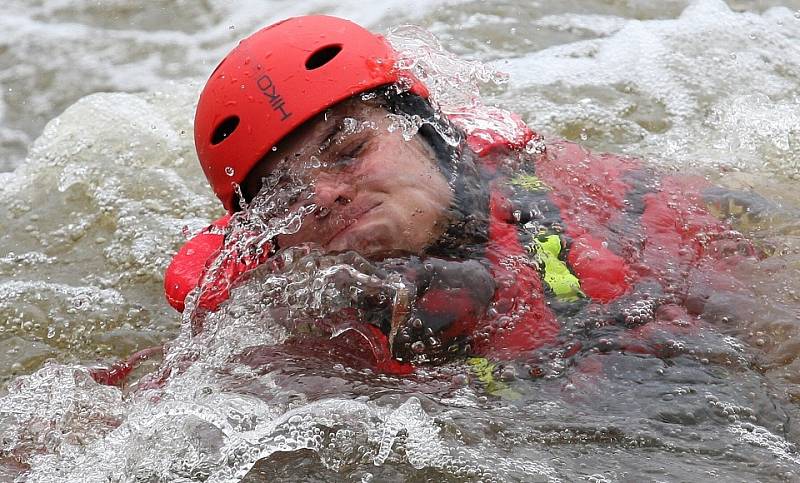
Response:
[[499, 367, 516, 381], [452, 373, 469, 386], [524, 138, 545, 155], [316, 206, 330, 218]]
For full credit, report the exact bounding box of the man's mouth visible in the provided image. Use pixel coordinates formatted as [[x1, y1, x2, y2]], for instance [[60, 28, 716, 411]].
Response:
[[324, 202, 382, 248]]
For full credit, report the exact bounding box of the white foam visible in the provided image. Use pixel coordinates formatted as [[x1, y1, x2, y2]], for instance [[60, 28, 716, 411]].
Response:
[[498, 0, 800, 174], [0, 0, 462, 172], [534, 13, 629, 37]]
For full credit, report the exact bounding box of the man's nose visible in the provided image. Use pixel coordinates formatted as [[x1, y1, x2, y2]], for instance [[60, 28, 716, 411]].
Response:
[[313, 174, 354, 211]]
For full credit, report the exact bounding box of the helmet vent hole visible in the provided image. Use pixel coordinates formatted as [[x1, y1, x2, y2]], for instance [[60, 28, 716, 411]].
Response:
[[211, 116, 240, 145], [305, 44, 342, 70]]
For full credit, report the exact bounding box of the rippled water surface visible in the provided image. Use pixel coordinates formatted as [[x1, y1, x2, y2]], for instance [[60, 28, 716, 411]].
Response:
[[2, 0, 800, 481]]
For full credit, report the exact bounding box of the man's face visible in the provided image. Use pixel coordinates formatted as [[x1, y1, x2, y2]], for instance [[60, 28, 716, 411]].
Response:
[[242, 98, 453, 259]]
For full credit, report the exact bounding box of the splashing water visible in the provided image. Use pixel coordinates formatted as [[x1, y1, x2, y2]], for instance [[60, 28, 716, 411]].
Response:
[[2, 1, 800, 481], [388, 24, 535, 150], [388, 24, 510, 109]]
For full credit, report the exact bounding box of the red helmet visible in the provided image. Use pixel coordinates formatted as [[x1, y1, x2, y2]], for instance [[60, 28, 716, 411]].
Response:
[[194, 15, 428, 212]]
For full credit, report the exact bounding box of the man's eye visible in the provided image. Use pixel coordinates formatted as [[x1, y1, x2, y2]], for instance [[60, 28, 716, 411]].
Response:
[[329, 141, 367, 169], [332, 156, 357, 168]]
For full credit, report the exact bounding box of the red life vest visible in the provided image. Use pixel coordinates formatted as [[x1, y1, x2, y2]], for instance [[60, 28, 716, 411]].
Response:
[[164, 107, 746, 371]]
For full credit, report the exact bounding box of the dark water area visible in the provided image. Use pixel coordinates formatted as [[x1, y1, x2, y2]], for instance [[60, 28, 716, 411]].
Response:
[[217, 317, 800, 481]]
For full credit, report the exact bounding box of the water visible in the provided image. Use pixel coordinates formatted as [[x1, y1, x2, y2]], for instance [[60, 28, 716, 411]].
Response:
[[2, 0, 800, 481]]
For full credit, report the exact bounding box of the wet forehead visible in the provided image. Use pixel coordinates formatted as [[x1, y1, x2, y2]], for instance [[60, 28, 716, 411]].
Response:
[[241, 99, 386, 200], [273, 99, 381, 163]]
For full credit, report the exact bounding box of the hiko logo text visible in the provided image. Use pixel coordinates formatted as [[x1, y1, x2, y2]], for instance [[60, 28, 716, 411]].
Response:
[[256, 74, 292, 121]]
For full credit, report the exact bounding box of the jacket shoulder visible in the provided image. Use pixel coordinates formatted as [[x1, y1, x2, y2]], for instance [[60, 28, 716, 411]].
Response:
[[164, 215, 230, 312]]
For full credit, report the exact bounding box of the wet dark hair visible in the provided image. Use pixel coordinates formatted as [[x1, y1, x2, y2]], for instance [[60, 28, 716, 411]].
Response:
[[367, 86, 490, 258]]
